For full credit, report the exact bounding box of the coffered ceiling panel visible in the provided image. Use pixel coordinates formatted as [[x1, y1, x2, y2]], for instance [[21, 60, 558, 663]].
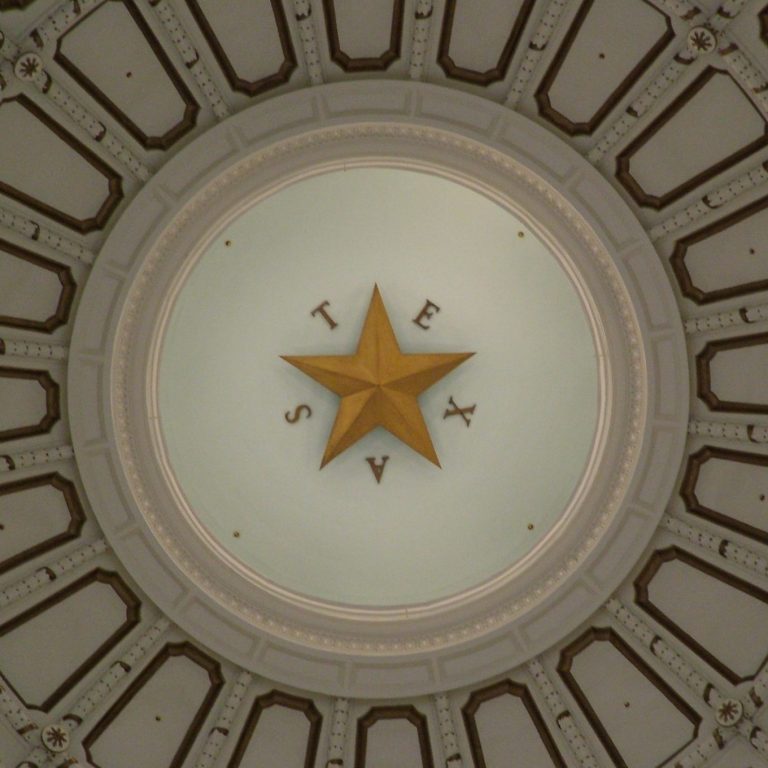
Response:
[[0, 238, 75, 333], [322, 0, 405, 71], [697, 332, 768, 414], [437, 0, 534, 85], [0, 568, 139, 712], [184, 0, 297, 96], [536, 0, 673, 136], [0, 471, 84, 576], [0, 96, 122, 233], [227, 690, 322, 768], [0, 716, 28, 768], [355, 706, 434, 768], [725, 3, 768, 78], [682, 445, 768, 544], [617, 67, 768, 210], [558, 627, 700, 768], [0, 1, 59, 40], [707, 738, 768, 768], [0, 366, 58, 443], [671, 192, 768, 304], [55, 0, 199, 150], [461, 680, 566, 768], [636, 547, 768, 684], [82, 642, 223, 768]]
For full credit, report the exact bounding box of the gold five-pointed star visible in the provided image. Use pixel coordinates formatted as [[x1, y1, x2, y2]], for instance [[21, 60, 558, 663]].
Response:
[[282, 286, 474, 468]]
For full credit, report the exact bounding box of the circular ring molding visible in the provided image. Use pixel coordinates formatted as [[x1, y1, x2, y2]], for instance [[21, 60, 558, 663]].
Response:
[[69, 82, 688, 697]]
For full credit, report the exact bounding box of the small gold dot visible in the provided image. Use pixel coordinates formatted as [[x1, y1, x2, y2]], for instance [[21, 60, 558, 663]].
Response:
[[233, 531, 240, 538], [527, 523, 534, 531]]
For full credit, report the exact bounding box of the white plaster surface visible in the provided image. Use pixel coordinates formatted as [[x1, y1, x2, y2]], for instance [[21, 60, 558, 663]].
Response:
[[157, 168, 598, 606]]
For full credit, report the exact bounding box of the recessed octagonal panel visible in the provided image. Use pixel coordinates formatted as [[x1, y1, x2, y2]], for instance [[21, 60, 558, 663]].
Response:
[[157, 168, 599, 607]]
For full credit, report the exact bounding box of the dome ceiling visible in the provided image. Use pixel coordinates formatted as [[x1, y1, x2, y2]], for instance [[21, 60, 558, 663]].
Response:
[[0, 1, 767, 768]]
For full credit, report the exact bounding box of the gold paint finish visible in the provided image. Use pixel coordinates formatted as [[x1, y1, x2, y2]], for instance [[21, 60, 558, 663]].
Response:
[[282, 285, 474, 468]]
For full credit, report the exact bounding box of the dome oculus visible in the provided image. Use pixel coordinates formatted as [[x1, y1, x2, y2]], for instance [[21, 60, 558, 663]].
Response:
[[156, 167, 599, 607]]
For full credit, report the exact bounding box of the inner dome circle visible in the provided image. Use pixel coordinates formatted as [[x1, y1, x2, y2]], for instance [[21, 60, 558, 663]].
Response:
[[156, 166, 600, 606]]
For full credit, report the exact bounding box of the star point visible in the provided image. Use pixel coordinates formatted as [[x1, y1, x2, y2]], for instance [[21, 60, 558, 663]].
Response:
[[282, 285, 474, 468]]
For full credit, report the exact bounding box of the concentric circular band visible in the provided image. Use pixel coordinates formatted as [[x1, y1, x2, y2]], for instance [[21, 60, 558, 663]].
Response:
[[69, 82, 687, 697]]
